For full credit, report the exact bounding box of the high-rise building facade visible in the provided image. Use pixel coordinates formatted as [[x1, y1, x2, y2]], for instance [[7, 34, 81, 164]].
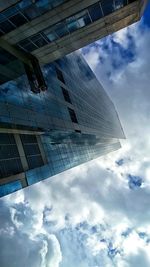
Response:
[[0, 52, 125, 197], [0, 1, 147, 197]]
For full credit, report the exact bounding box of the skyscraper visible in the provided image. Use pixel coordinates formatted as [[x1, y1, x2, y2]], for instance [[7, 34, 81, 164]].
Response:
[[0, 0, 147, 197], [0, 52, 125, 197]]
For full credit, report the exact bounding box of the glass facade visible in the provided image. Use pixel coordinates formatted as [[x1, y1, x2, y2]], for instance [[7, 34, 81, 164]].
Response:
[[26, 135, 121, 186], [16, 0, 136, 53], [0, 52, 124, 197], [0, 180, 22, 197]]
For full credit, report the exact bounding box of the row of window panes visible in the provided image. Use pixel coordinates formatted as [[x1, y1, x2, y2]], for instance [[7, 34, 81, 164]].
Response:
[[16, 0, 134, 52], [0, 0, 66, 35], [17, 32, 49, 52]]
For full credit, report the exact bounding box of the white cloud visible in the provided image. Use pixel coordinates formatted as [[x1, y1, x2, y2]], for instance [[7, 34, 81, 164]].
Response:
[[46, 235, 62, 267]]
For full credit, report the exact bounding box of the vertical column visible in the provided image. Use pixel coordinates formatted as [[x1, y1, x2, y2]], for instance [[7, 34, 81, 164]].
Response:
[[20, 174, 28, 188], [14, 134, 29, 171]]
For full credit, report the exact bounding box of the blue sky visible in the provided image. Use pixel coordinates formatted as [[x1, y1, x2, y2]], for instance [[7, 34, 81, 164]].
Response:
[[1, 4, 150, 267]]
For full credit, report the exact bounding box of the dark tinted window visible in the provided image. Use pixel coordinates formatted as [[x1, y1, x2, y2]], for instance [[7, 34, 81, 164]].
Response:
[[9, 13, 28, 27], [0, 133, 23, 178], [66, 16, 79, 33], [101, 0, 114, 16], [20, 134, 44, 169], [68, 108, 78, 123], [0, 20, 15, 33], [76, 11, 91, 27], [23, 5, 41, 20], [30, 33, 48, 48], [55, 22, 69, 37], [20, 134, 37, 143], [18, 39, 37, 52], [27, 155, 44, 169], [61, 87, 72, 103], [88, 3, 103, 22], [56, 67, 65, 84], [114, 0, 127, 9]]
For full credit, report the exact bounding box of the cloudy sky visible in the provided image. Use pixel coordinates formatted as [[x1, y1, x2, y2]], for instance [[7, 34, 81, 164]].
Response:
[[0, 4, 150, 267]]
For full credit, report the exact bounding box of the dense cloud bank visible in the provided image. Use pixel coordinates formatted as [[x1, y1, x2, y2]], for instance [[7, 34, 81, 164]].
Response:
[[1, 18, 150, 267]]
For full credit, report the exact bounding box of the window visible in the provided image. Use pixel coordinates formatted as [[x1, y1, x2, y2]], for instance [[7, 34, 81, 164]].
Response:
[[20, 134, 44, 170], [18, 39, 37, 52], [75, 10, 91, 28], [2, 5, 18, 18], [88, 3, 103, 22], [45, 29, 58, 41], [68, 108, 78, 123], [0, 20, 15, 33], [27, 155, 44, 169], [54, 22, 69, 37], [101, 0, 115, 16], [15, 0, 128, 50], [61, 87, 72, 103], [18, 33, 48, 52], [23, 4, 41, 20], [0, 180, 22, 198], [0, 133, 23, 178], [56, 67, 65, 84], [9, 13, 28, 27], [114, 0, 127, 10], [30, 33, 49, 48], [66, 16, 79, 33], [0, 0, 67, 36]]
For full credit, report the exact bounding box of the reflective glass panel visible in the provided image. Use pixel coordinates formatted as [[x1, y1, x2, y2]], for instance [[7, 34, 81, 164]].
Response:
[[18, 39, 37, 52], [114, 0, 127, 10], [66, 16, 79, 33], [0, 180, 22, 198], [0, 157, 23, 178], [2, 6, 19, 18], [45, 30, 58, 41], [0, 20, 15, 33], [9, 13, 28, 27], [23, 5, 41, 20], [75, 11, 91, 28], [101, 0, 115, 16], [88, 3, 103, 22], [30, 33, 48, 47], [54, 22, 69, 38]]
